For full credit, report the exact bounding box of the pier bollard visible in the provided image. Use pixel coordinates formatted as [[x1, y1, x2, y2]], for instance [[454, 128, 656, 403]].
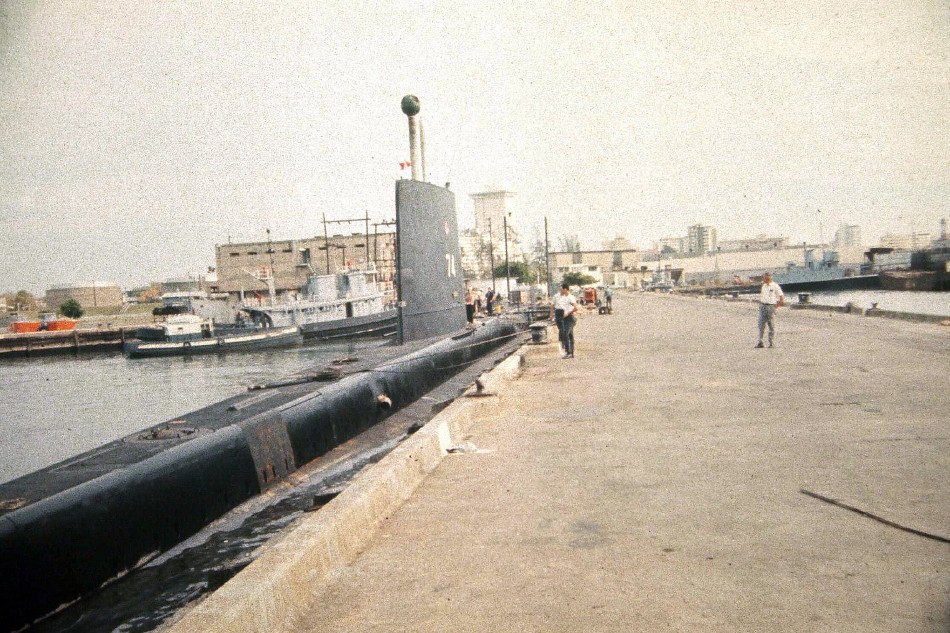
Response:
[[529, 322, 549, 344], [798, 292, 811, 304]]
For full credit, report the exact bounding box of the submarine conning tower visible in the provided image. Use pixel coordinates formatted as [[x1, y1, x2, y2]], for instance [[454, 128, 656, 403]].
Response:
[[395, 95, 467, 344]]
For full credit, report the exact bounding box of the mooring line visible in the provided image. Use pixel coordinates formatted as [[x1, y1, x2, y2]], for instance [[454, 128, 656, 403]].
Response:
[[800, 489, 950, 544]]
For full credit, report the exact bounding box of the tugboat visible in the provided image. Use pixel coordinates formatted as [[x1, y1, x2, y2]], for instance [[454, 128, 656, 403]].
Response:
[[124, 314, 301, 358], [241, 266, 398, 339]]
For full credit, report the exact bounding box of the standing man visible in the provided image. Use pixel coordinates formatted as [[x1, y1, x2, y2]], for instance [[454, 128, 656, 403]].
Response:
[[756, 272, 785, 348], [484, 288, 495, 315], [464, 287, 477, 328], [550, 283, 580, 359]]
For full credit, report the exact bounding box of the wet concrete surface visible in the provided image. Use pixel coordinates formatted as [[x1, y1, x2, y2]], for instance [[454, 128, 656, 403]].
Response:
[[286, 293, 950, 633]]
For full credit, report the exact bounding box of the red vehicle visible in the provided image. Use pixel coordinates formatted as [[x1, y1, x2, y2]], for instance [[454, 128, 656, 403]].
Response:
[[581, 287, 597, 305]]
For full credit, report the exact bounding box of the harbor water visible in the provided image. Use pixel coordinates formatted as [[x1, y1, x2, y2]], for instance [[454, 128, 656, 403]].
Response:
[[803, 289, 950, 317], [0, 338, 389, 484]]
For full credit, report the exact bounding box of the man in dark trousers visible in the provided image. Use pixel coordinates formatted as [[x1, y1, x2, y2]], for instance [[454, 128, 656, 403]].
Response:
[[484, 288, 495, 315], [550, 283, 580, 358]]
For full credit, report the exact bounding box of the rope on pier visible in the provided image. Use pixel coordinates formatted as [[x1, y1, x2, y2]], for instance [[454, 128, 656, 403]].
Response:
[[800, 489, 950, 544]]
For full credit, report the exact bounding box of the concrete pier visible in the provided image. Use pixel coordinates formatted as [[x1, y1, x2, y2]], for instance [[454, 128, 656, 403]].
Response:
[[171, 293, 949, 632]]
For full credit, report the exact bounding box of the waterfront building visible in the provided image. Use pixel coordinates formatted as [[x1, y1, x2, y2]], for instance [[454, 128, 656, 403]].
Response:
[[879, 234, 910, 249], [46, 282, 123, 309], [687, 224, 718, 255], [717, 235, 790, 252], [833, 224, 862, 248], [602, 235, 634, 251], [879, 232, 932, 250], [655, 236, 685, 253], [551, 241, 868, 287], [911, 232, 934, 249], [550, 249, 643, 277], [213, 232, 396, 301], [161, 274, 217, 295]]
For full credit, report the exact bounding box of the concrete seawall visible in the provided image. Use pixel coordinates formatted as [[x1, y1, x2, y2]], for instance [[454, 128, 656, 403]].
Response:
[[791, 301, 949, 324], [167, 293, 949, 632]]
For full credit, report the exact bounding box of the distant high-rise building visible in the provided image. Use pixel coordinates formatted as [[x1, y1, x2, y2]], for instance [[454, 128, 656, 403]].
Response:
[[471, 190, 516, 238], [470, 189, 521, 260], [833, 225, 862, 248], [687, 224, 717, 255]]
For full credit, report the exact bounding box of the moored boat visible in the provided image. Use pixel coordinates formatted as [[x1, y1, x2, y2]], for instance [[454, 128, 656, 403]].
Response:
[[242, 267, 398, 339], [771, 249, 879, 292], [9, 314, 80, 333], [9, 319, 41, 333], [879, 270, 939, 291], [124, 314, 302, 358], [45, 320, 79, 330]]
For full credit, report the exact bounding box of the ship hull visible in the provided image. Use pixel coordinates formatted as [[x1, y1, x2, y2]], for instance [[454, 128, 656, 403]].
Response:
[[775, 274, 881, 293], [300, 310, 398, 340], [124, 326, 302, 358], [879, 270, 939, 291]]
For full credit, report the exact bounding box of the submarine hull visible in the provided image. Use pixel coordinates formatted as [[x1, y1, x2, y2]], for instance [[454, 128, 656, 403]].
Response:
[[0, 321, 518, 632]]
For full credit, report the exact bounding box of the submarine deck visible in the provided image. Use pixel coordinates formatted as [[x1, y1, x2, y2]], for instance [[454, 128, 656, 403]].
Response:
[[0, 329, 501, 516]]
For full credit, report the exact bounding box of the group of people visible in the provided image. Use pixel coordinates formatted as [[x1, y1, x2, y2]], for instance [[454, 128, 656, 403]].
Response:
[[547, 273, 787, 359], [468, 274, 785, 356], [464, 287, 496, 328]]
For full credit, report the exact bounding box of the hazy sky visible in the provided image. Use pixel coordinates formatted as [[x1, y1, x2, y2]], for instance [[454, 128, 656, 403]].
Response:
[[1, 1, 947, 292]]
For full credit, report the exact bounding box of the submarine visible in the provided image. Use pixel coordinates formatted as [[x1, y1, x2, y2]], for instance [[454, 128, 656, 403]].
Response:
[[0, 97, 525, 632]]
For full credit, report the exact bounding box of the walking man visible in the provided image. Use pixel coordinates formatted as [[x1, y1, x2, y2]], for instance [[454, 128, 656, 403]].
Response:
[[756, 272, 785, 348], [550, 283, 580, 358]]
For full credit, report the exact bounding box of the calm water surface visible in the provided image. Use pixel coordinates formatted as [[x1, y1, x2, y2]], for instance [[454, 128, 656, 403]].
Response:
[[0, 339, 388, 483], [804, 289, 950, 317]]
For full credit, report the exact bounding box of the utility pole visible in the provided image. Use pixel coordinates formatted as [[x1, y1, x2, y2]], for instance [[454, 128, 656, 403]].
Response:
[[544, 216, 551, 297], [364, 211, 370, 264], [266, 228, 275, 277], [503, 213, 511, 300], [322, 213, 330, 274], [488, 218, 496, 294], [372, 219, 397, 299]]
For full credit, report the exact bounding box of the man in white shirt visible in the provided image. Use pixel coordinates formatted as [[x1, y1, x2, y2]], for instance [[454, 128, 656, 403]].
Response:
[[550, 283, 580, 358], [756, 272, 785, 348]]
